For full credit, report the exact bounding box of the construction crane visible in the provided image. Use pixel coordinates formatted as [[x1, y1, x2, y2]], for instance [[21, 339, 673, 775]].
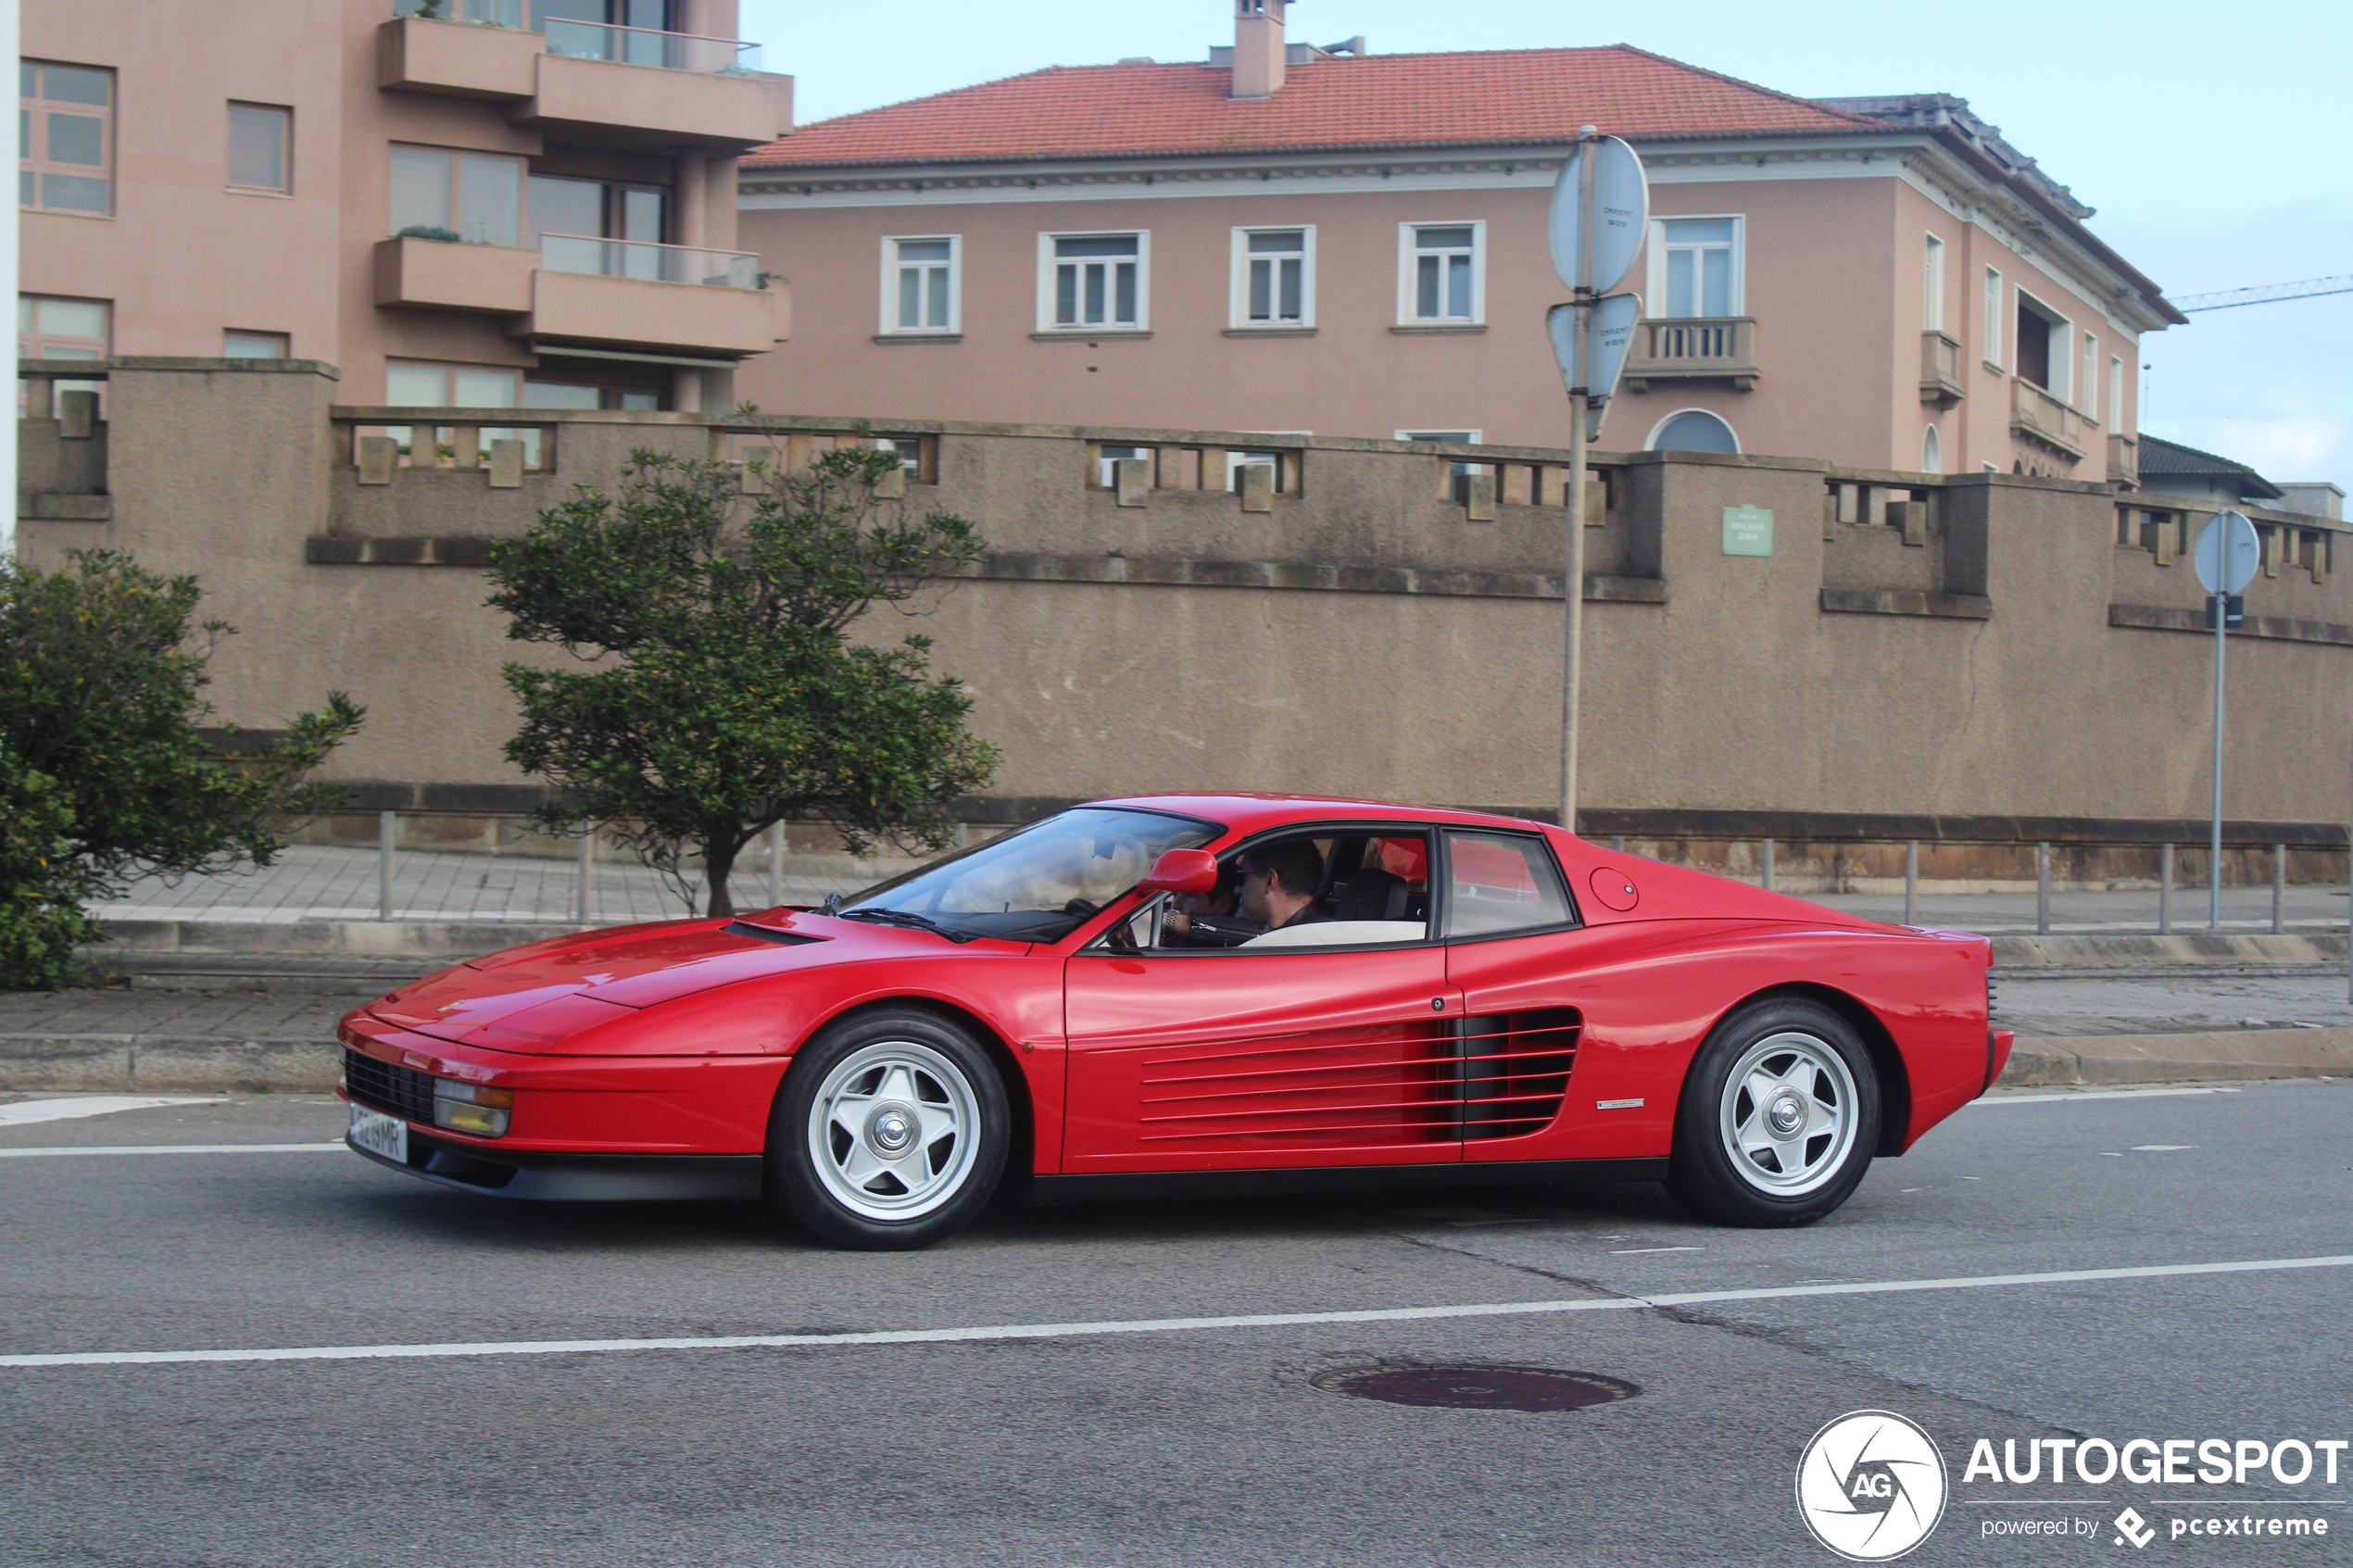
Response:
[[2173, 274, 2353, 312]]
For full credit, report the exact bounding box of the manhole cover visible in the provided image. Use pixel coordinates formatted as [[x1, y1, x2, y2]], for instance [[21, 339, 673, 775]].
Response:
[[1309, 1364, 1639, 1411]]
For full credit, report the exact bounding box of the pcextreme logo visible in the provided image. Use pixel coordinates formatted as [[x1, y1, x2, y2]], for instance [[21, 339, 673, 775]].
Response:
[[1797, 1411, 1951, 1562]]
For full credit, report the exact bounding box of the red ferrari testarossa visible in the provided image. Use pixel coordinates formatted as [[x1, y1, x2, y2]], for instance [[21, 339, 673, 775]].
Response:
[[340, 795, 2008, 1248]]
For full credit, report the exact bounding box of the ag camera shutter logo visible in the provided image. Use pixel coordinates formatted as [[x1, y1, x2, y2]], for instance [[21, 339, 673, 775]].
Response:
[[1796, 1411, 1949, 1561]]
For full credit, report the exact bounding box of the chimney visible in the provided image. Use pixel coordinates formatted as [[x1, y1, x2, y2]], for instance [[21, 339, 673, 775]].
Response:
[[1230, 0, 1289, 100]]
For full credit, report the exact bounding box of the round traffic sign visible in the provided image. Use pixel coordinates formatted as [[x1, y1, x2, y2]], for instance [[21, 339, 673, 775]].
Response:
[[2194, 510, 2260, 596]]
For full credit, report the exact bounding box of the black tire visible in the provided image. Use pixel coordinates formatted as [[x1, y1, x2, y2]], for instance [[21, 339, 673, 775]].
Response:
[[1666, 997, 1880, 1227], [766, 1008, 1010, 1250]]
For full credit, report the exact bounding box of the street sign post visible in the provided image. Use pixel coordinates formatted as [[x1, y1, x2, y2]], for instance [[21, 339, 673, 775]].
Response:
[[2194, 509, 2260, 928], [1546, 128, 1649, 834]]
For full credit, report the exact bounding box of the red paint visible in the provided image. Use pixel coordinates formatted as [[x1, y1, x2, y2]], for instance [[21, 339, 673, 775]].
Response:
[[336, 794, 1995, 1198]]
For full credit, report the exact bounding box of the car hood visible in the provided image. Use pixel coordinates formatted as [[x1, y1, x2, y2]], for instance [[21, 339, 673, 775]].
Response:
[[367, 911, 949, 1050]]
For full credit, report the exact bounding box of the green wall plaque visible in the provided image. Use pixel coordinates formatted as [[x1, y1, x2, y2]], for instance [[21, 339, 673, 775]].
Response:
[[1721, 505, 1774, 557]]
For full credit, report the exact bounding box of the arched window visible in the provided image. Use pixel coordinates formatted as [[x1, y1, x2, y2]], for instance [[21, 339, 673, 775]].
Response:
[[1647, 408, 1740, 454], [1921, 424, 1943, 474]]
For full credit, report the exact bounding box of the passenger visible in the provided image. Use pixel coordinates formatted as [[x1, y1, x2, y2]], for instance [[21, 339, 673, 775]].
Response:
[[1239, 840, 1330, 932]]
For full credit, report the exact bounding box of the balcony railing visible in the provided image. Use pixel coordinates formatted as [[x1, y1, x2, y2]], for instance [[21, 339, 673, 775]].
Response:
[[539, 234, 760, 290], [2010, 379, 2087, 459], [391, 2, 761, 75], [1919, 330, 1965, 408], [1622, 317, 1760, 392]]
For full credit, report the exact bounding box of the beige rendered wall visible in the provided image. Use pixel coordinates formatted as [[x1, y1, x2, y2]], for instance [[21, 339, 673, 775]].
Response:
[[736, 167, 2142, 478], [15, 372, 2344, 841]]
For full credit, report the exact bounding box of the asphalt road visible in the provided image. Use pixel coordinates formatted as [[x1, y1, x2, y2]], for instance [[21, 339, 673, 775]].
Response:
[[1, 1084, 2348, 1567]]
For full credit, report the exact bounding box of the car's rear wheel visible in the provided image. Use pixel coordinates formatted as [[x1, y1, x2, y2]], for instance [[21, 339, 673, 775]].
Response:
[[767, 1009, 1009, 1250], [1667, 997, 1880, 1227]]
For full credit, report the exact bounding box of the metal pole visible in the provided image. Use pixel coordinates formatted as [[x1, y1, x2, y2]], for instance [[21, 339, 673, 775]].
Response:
[[2035, 841, 2051, 935], [377, 810, 396, 922], [767, 821, 783, 908], [2272, 842, 2285, 935], [2211, 591, 2226, 930], [1611, 835, 1625, 853], [1761, 837, 1775, 892], [2159, 843, 2173, 935], [1558, 125, 1599, 839], [1903, 839, 1919, 926], [575, 826, 595, 926]]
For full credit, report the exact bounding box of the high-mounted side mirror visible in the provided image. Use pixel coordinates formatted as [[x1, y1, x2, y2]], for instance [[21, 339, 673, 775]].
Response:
[[1138, 847, 1219, 897]]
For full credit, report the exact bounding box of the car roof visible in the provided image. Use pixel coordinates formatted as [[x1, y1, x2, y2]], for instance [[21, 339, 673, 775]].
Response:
[[1083, 793, 1561, 840]]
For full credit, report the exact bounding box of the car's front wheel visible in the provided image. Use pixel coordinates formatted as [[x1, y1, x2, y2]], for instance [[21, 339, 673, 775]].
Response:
[[1667, 997, 1880, 1227], [767, 1009, 1009, 1250]]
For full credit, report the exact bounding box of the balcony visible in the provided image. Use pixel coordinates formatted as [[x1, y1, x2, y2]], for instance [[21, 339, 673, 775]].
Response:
[[374, 233, 784, 358], [378, 10, 790, 151], [2108, 433, 2139, 489], [1622, 318, 1759, 393], [2010, 379, 2087, 460], [1919, 330, 1965, 408]]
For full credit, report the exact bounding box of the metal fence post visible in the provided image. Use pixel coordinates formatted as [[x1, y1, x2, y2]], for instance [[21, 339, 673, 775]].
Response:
[[2158, 843, 2173, 935], [768, 821, 784, 908], [1903, 839, 1919, 926], [1761, 837, 1775, 892], [1611, 835, 1625, 853], [2272, 843, 2285, 935], [575, 826, 596, 926], [378, 810, 396, 922], [2036, 841, 2051, 935]]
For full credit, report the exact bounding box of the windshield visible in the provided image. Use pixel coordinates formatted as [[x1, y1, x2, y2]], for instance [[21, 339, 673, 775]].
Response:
[[841, 808, 1221, 944]]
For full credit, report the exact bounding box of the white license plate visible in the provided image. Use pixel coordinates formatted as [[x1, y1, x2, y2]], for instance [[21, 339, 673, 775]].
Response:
[[348, 1101, 409, 1163]]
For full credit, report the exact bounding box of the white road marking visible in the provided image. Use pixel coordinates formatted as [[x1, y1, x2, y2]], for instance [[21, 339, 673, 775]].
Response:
[[1613, 1246, 1702, 1254], [14, 1252, 2349, 1371], [2131, 1145, 2196, 1151], [0, 1143, 346, 1160], [0, 1097, 220, 1127], [1969, 1086, 2245, 1107]]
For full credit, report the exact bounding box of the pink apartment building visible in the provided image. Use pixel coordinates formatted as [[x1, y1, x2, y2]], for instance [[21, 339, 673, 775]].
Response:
[[736, 0, 2182, 480], [19, 0, 791, 417]]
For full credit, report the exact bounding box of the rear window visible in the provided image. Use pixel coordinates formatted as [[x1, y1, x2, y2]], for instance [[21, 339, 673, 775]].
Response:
[[1441, 832, 1576, 938]]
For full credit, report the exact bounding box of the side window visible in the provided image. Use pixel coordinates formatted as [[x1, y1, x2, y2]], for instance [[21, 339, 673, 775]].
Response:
[[1109, 830, 1434, 951], [1441, 833, 1576, 938]]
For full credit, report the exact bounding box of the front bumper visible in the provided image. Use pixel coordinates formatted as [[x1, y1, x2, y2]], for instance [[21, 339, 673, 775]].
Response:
[[345, 1125, 764, 1201]]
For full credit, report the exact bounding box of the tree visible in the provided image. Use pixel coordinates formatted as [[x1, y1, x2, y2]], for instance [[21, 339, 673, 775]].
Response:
[[484, 443, 1000, 919], [0, 550, 364, 988]]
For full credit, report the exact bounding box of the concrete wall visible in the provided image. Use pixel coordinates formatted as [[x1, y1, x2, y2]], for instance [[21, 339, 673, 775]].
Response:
[[19, 360, 2353, 851]]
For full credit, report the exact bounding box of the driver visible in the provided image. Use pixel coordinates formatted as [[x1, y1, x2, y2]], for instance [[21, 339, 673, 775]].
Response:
[[1238, 840, 1330, 932], [1162, 863, 1257, 947]]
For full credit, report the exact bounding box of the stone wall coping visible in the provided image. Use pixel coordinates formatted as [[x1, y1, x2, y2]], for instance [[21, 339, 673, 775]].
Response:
[[21, 355, 342, 380]]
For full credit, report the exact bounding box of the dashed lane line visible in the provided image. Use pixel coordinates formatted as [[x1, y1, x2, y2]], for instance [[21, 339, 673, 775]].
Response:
[[6, 1253, 2349, 1370]]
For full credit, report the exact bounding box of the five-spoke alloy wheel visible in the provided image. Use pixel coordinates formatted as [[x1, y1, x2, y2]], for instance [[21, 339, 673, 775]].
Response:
[[768, 1010, 1009, 1250], [1668, 998, 1880, 1226]]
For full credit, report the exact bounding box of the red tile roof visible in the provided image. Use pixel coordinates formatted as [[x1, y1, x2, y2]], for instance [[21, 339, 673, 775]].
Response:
[[744, 44, 1887, 170]]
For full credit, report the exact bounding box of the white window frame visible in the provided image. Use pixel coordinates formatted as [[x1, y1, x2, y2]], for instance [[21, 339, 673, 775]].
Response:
[[1229, 225, 1315, 329], [1922, 233, 1944, 332], [2082, 332, 2100, 421], [2016, 287, 2072, 404], [878, 233, 961, 336], [2109, 355, 2127, 431], [1397, 220, 1485, 325], [227, 102, 291, 195], [1644, 408, 1742, 455], [1982, 267, 2003, 367], [1037, 230, 1150, 332], [1645, 215, 1745, 320], [1224, 431, 1310, 490]]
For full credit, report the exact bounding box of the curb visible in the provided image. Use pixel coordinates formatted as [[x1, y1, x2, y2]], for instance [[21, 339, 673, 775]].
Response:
[[1995, 1026, 2353, 1088], [96, 919, 584, 961], [1990, 933, 2349, 968], [0, 1036, 339, 1094]]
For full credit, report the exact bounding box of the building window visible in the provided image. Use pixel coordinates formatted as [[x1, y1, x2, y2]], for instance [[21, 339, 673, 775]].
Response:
[[227, 104, 290, 194], [1400, 430, 1487, 495], [1096, 445, 1151, 487], [19, 295, 108, 359], [1650, 218, 1740, 319], [1982, 268, 2003, 367], [1402, 223, 1482, 322], [389, 145, 524, 245], [2014, 290, 2071, 401], [1922, 234, 1945, 331], [2109, 356, 2126, 430], [1921, 424, 1943, 474], [526, 173, 665, 264], [2082, 332, 2100, 420], [1233, 227, 1313, 327], [1646, 408, 1740, 455], [1042, 232, 1146, 330], [20, 61, 114, 216], [224, 331, 289, 358], [882, 235, 959, 333], [523, 378, 661, 410]]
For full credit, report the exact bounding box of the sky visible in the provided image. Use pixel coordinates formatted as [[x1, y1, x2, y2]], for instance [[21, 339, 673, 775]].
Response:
[[737, 0, 2353, 493]]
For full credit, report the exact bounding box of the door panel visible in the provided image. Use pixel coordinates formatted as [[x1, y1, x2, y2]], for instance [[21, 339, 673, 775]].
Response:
[[1063, 948, 1462, 1173]]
